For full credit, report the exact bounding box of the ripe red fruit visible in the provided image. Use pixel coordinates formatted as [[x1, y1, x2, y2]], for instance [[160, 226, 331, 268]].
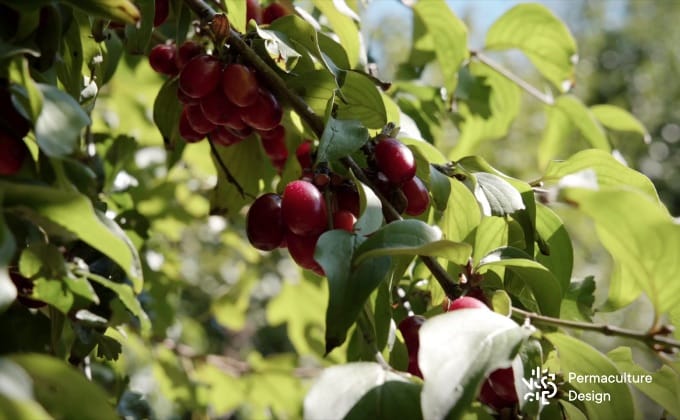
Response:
[[479, 368, 518, 411], [177, 88, 199, 105], [397, 315, 426, 378], [200, 90, 238, 126], [262, 2, 291, 24], [148, 44, 178, 75], [240, 89, 282, 131], [259, 125, 288, 160], [246, 0, 262, 24], [0, 130, 28, 176], [153, 0, 170, 27], [179, 55, 222, 99], [210, 126, 245, 147], [222, 64, 259, 107], [335, 185, 360, 218], [296, 140, 313, 170], [333, 210, 356, 233], [401, 176, 430, 216], [178, 107, 205, 143], [281, 180, 328, 236], [374, 138, 416, 184], [247, 193, 285, 250], [175, 40, 204, 69], [286, 230, 324, 275], [185, 103, 216, 134], [445, 296, 488, 312]]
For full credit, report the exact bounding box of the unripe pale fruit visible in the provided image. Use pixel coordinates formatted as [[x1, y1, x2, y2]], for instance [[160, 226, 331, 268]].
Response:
[[222, 64, 259, 107], [374, 138, 416, 184], [401, 176, 430, 216], [286, 230, 324, 275], [247, 193, 285, 250], [149, 44, 178, 75], [445, 296, 488, 312], [281, 180, 328, 236], [0, 130, 28, 176], [179, 55, 222, 99], [240, 89, 282, 131]]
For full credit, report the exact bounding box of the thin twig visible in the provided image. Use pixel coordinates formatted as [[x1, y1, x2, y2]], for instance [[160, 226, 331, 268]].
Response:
[[207, 138, 250, 199], [182, 0, 461, 299], [511, 307, 680, 351], [470, 50, 555, 106]]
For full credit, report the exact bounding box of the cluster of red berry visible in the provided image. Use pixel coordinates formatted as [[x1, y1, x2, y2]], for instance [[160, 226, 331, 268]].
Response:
[[398, 296, 519, 412], [0, 83, 30, 176], [148, 38, 288, 171], [246, 143, 361, 275], [246, 0, 292, 25]]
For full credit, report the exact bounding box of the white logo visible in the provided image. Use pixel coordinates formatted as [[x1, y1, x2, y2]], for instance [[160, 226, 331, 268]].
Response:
[[521, 367, 558, 406]]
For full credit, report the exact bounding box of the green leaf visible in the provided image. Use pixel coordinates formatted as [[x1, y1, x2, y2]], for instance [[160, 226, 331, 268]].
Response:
[[428, 165, 451, 212], [34, 84, 90, 157], [560, 187, 680, 312], [153, 78, 183, 147], [485, 3, 577, 92], [345, 380, 422, 420], [33, 278, 73, 313], [0, 192, 17, 313], [311, 0, 360, 68], [315, 231, 390, 353], [590, 105, 650, 144], [413, 0, 468, 95], [304, 362, 411, 420], [608, 347, 680, 418], [335, 71, 387, 129], [224, 0, 246, 32], [9, 353, 119, 419], [254, 28, 302, 72], [353, 220, 471, 267], [350, 178, 383, 236], [545, 333, 635, 420], [543, 149, 662, 206], [124, 0, 153, 54], [538, 96, 609, 166], [451, 61, 521, 157], [286, 70, 337, 117], [517, 339, 544, 417], [9, 57, 43, 123], [316, 116, 369, 163], [477, 249, 562, 317], [439, 178, 481, 243], [472, 172, 525, 217], [535, 203, 572, 291], [560, 276, 595, 322], [62, 0, 140, 24], [419, 310, 532, 420], [0, 359, 51, 420], [472, 217, 509, 265], [0, 182, 143, 292]]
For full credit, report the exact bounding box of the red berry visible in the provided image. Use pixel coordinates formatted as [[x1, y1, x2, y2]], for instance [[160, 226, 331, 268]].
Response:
[[149, 44, 178, 75], [0, 130, 28, 176], [185, 103, 216, 134], [222, 64, 259, 107], [179, 55, 222, 99], [246, 0, 262, 24], [177, 88, 199, 105], [445, 296, 488, 312], [296, 140, 313, 170], [479, 368, 517, 411], [397, 315, 426, 378], [259, 125, 288, 160], [153, 0, 170, 27], [0, 87, 30, 139], [335, 185, 361, 218], [179, 107, 205, 143], [247, 193, 285, 250], [209, 126, 245, 147], [175, 40, 204, 69], [281, 180, 328, 236], [333, 210, 356, 233], [374, 138, 416, 184], [200, 89, 238, 126], [240, 89, 282, 131], [286, 230, 324, 275], [401, 176, 430, 216], [226, 125, 253, 139], [262, 2, 291, 24]]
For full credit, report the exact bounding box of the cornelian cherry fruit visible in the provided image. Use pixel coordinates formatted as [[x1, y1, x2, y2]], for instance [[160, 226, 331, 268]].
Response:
[[222, 64, 259, 107], [402, 176, 430, 216], [281, 180, 328, 236], [149, 44, 178, 75], [179, 55, 222, 99], [246, 193, 285, 250], [374, 138, 416, 184]]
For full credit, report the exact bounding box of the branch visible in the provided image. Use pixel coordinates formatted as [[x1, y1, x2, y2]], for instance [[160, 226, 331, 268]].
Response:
[[470, 50, 554, 106], [207, 138, 251, 199], [183, 0, 462, 299], [512, 307, 680, 351]]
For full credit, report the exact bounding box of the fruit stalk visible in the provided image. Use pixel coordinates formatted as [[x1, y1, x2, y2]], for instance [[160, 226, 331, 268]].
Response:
[[182, 0, 462, 299]]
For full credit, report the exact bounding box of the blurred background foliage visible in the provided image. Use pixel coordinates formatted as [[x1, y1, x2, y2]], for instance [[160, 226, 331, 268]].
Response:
[[6, 1, 675, 418]]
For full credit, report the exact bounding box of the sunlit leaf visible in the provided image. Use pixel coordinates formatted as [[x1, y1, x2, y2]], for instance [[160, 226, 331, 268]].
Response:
[[312, 0, 360, 68], [485, 3, 577, 92], [316, 116, 369, 163], [535, 203, 572, 291], [336, 71, 387, 129], [34, 84, 90, 157], [590, 105, 650, 144]]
